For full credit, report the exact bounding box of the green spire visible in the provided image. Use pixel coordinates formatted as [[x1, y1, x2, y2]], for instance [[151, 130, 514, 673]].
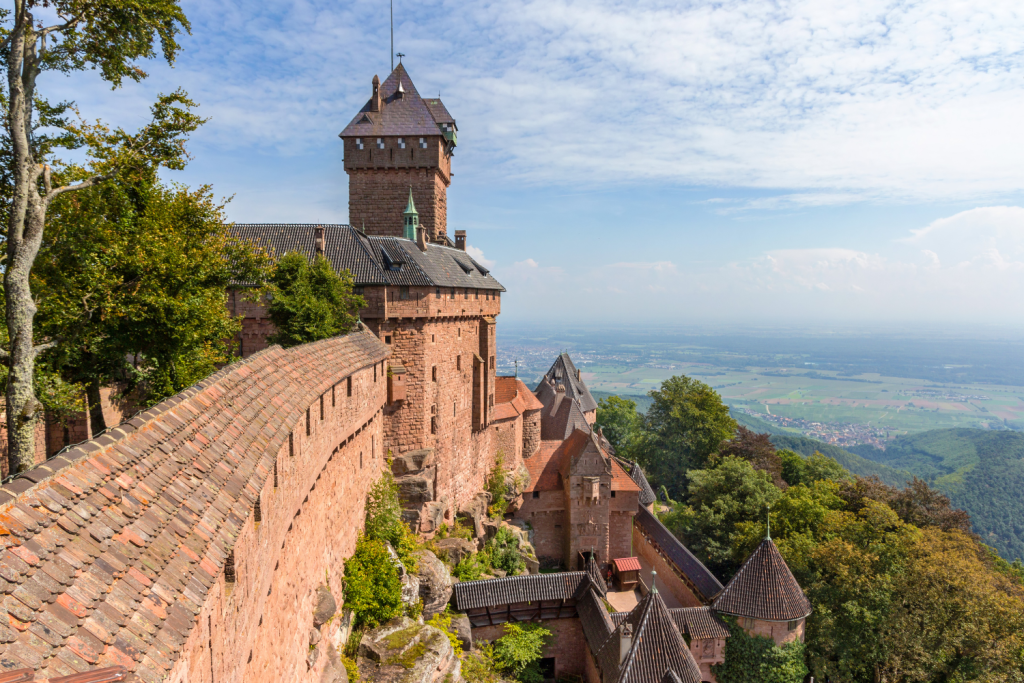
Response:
[[403, 188, 419, 240]]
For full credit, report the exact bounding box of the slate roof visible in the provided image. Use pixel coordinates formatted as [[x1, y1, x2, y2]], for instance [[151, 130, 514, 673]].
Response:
[[0, 329, 389, 681], [596, 591, 702, 683], [339, 64, 453, 139], [492, 378, 544, 422], [535, 354, 598, 414], [539, 396, 591, 442], [669, 607, 731, 640], [712, 538, 812, 621], [229, 224, 504, 291], [615, 459, 656, 507], [452, 572, 588, 611], [585, 555, 608, 596], [634, 507, 723, 603], [576, 587, 614, 653]]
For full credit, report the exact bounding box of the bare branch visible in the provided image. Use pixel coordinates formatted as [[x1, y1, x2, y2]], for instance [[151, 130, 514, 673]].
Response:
[[31, 341, 57, 358], [38, 15, 83, 40], [45, 172, 114, 203], [42, 164, 51, 195]]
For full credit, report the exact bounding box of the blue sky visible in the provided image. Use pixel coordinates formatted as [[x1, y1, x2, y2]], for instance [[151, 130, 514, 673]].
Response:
[[45, 0, 1024, 327]]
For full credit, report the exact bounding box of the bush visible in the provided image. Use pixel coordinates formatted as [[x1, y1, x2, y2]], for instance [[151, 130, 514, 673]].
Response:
[[452, 551, 489, 581], [487, 453, 509, 518], [488, 527, 525, 576], [343, 535, 404, 629], [463, 646, 501, 683], [712, 618, 808, 683], [492, 622, 551, 683], [342, 656, 360, 683], [365, 469, 419, 572], [427, 608, 463, 656]]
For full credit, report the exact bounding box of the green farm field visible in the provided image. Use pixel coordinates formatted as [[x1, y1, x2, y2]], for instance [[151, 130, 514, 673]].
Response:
[[582, 363, 1024, 436]]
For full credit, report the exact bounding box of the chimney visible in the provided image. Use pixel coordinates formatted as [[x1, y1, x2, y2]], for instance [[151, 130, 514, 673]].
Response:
[[371, 75, 381, 112], [619, 622, 633, 664], [416, 225, 428, 252], [314, 226, 325, 256], [454, 230, 466, 251]]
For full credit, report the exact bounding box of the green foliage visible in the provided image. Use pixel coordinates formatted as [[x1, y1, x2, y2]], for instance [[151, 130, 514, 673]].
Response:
[[780, 450, 851, 487], [452, 552, 488, 581], [404, 598, 424, 620], [850, 428, 1024, 562], [342, 535, 403, 629], [267, 252, 365, 348], [492, 622, 551, 683], [640, 375, 737, 497], [341, 655, 360, 683], [769, 434, 910, 487], [462, 646, 501, 683], [487, 526, 525, 576], [712, 619, 808, 683], [595, 395, 645, 460], [364, 469, 418, 572], [717, 426, 786, 487], [35, 168, 271, 411], [427, 608, 463, 656], [486, 453, 509, 518], [662, 456, 781, 577]]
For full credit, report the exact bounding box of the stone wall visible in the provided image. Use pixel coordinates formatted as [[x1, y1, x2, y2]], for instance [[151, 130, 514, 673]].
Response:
[[741, 617, 804, 646], [0, 330, 390, 682], [522, 410, 541, 459], [346, 167, 449, 240], [516, 490, 568, 565], [632, 526, 704, 608]]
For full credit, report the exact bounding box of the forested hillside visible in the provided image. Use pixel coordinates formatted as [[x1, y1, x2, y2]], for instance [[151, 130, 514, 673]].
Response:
[[849, 429, 1024, 561]]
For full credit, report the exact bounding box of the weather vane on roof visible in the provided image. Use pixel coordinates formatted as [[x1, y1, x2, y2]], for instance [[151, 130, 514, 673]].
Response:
[[396, 52, 405, 63]]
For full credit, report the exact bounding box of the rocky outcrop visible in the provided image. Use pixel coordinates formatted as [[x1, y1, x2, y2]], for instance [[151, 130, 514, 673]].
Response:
[[358, 617, 461, 683], [456, 491, 492, 541], [392, 448, 435, 476], [433, 537, 476, 565], [314, 585, 338, 628], [415, 550, 454, 617], [385, 542, 421, 607], [451, 613, 473, 651], [391, 449, 448, 534]]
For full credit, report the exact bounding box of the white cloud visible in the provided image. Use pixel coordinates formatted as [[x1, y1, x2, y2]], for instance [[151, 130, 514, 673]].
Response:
[[50, 0, 1024, 215], [465, 245, 495, 269]]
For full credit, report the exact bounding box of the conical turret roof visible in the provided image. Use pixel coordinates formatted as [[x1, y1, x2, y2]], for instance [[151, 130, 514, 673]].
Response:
[[713, 538, 811, 621], [596, 590, 703, 683]]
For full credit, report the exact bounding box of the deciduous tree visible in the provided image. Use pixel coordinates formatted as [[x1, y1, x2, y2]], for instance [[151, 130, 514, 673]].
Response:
[[1, 0, 195, 472], [267, 252, 365, 348]]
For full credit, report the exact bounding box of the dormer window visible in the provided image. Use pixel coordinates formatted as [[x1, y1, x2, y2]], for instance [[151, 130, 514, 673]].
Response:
[[377, 138, 385, 149], [419, 138, 428, 149], [398, 137, 406, 149], [356, 138, 364, 150]]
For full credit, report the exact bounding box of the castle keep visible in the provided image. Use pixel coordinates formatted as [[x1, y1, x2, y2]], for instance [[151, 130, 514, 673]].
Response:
[[0, 65, 810, 683]]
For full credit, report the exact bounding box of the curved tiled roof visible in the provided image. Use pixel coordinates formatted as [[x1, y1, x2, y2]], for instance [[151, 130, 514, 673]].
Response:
[[492, 378, 544, 422], [0, 330, 388, 680], [229, 224, 504, 291], [712, 538, 812, 622], [451, 572, 588, 611], [634, 508, 723, 602]]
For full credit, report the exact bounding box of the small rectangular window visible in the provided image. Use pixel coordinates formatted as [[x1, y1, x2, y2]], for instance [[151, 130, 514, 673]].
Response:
[[354, 286, 364, 295], [611, 490, 616, 498], [289, 432, 294, 457], [254, 496, 262, 525], [532, 491, 540, 499], [320, 395, 324, 421], [376, 137, 385, 149], [450, 287, 456, 299], [398, 137, 406, 149], [432, 366, 437, 382], [385, 335, 392, 344], [306, 408, 311, 436], [274, 459, 279, 487], [419, 137, 427, 149], [788, 620, 799, 632], [475, 289, 479, 299], [431, 416, 437, 434], [464, 289, 469, 299], [435, 287, 441, 298], [225, 550, 236, 588], [356, 137, 364, 150], [456, 356, 461, 371], [400, 286, 410, 300], [374, 365, 377, 382], [360, 452, 363, 469], [332, 385, 336, 407], [453, 402, 457, 417], [347, 377, 352, 397]]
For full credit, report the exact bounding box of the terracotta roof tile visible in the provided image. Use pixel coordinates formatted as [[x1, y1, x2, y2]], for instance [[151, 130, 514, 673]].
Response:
[[523, 442, 564, 493], [610, 461, 640, 493], [0, 329, 389, 679]]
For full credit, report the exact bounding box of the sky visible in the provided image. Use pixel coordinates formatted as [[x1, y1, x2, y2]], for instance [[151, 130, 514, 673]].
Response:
[[42, 0, 1024, 328]]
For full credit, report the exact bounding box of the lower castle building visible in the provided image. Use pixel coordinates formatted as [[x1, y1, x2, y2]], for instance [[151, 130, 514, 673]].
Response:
[[0, 63, 812, 683]]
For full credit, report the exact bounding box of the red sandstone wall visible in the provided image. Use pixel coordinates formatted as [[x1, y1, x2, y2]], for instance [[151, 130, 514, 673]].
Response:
[[516, 491, 568, 564], [347, 168, 449, 239], [471, 618, 586, 679], [632, 526, 703, 608], [741, 617, 804, 645], [522, 410, 541, 459], [167, 349, 388, 683]]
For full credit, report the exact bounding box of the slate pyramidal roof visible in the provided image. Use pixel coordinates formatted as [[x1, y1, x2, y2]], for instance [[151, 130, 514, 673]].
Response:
[[339, 63, 456, 139], [712, 538, 812, 621], [595, 589, 703, 683], [535, 353, 598, 414]]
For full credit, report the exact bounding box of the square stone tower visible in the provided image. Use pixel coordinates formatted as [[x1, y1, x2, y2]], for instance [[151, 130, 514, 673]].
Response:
[[339, 63, 457, 241]]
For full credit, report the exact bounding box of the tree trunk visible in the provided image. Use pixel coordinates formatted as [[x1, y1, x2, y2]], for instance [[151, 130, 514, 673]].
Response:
[[86, 376, 107, 436]]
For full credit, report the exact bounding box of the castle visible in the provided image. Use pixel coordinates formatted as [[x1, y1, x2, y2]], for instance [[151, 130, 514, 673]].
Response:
[[0, 64, 810, 683]]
